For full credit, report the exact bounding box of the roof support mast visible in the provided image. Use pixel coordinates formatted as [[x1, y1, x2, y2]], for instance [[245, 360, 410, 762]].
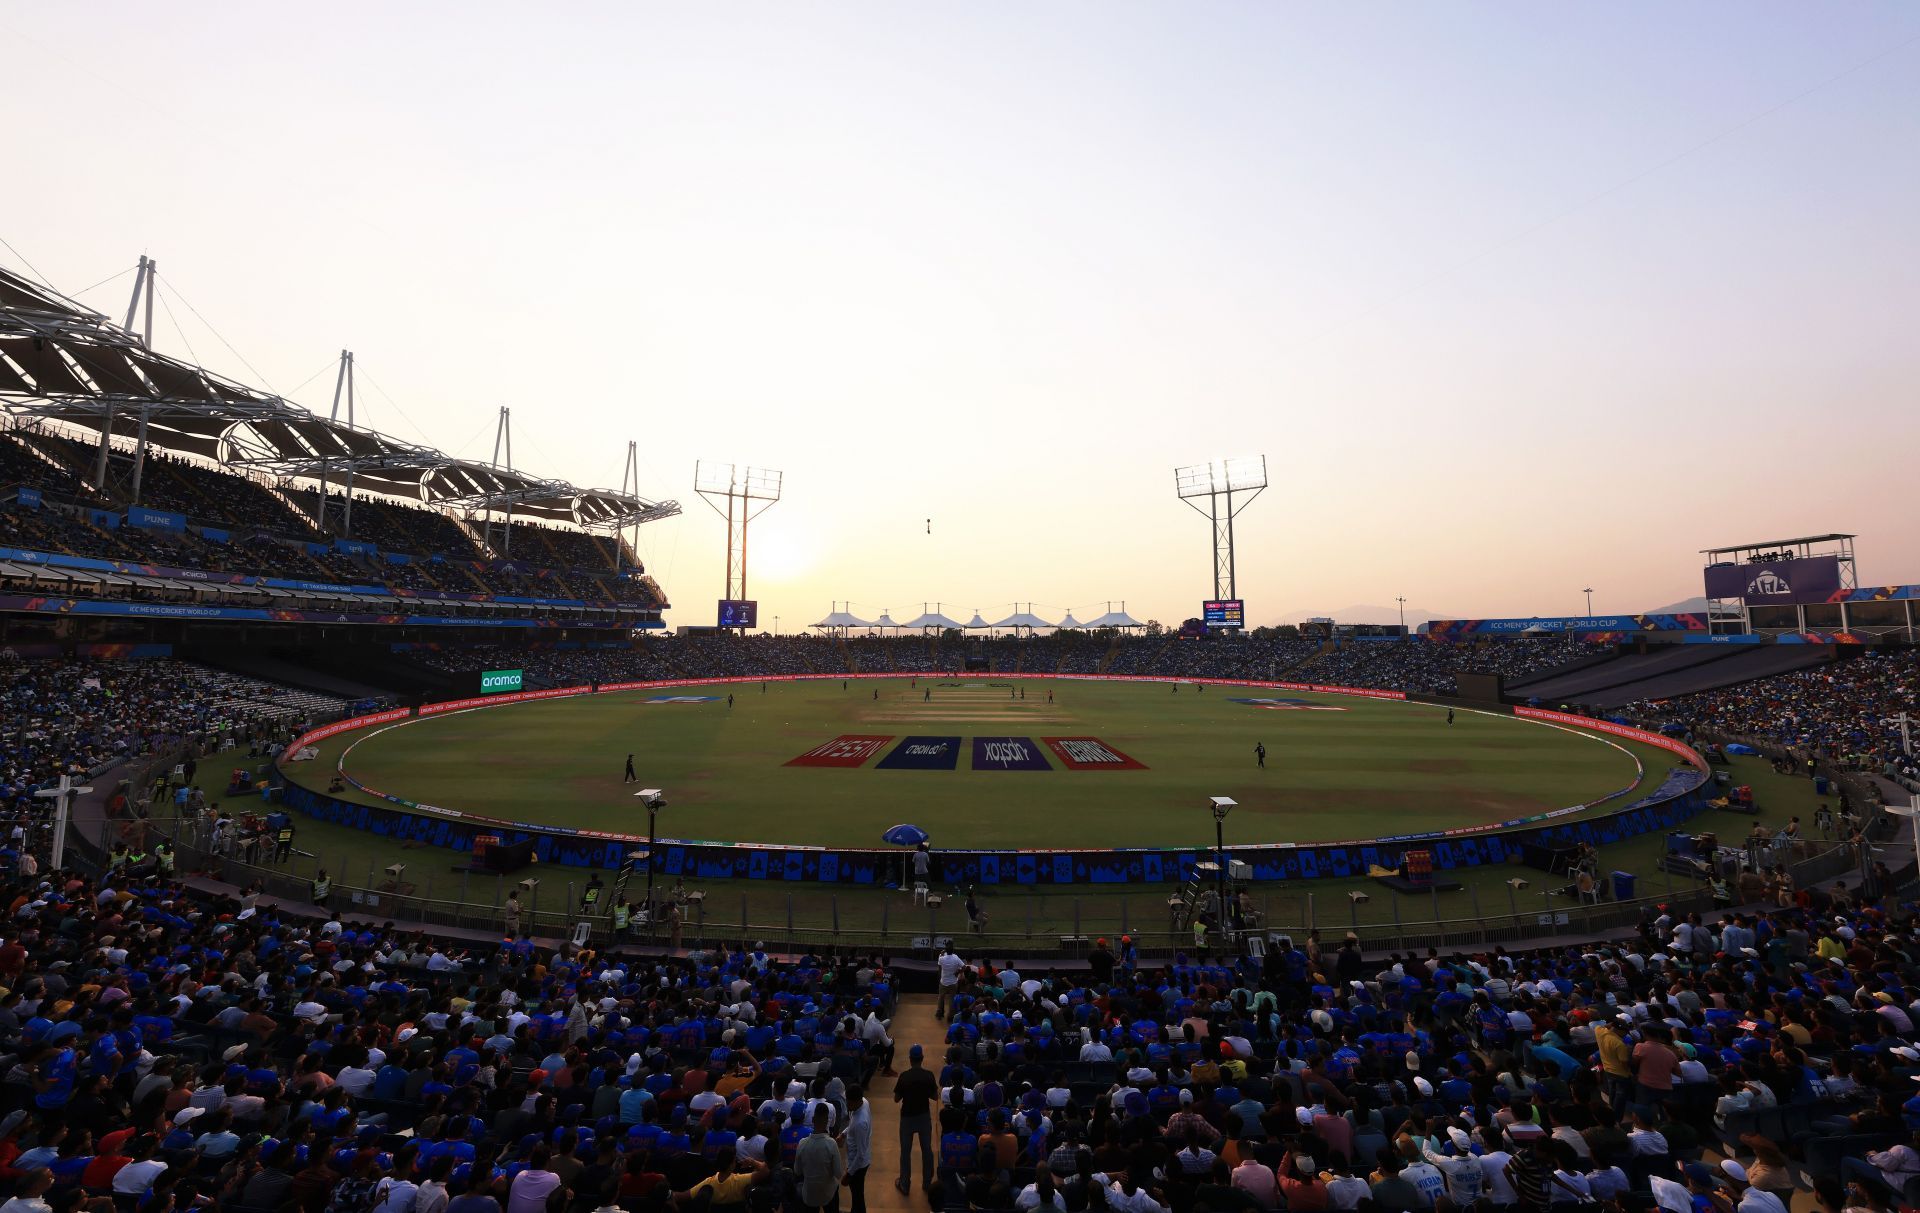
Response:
[[125, 257, 157, 504], [315, 350, 356, 535], [98, 254, 156, 492], [485, 405, 514, 557], [618, 439, 642, 571]]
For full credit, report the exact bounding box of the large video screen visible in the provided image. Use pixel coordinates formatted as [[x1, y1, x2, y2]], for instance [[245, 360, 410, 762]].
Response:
[[1203, 599, 1245, 627], [1703, 556, 1840, 606], [718, 599, 759, 628]]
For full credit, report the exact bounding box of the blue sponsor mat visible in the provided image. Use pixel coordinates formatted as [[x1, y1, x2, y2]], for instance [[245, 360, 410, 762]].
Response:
[[971, 736, 1052, 771], [875, 736, 962, 770]]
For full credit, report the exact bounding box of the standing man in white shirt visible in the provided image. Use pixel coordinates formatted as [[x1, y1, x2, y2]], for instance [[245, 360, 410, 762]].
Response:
[[843, 1085, 873, 1213], [935, 946, 964, 1021]]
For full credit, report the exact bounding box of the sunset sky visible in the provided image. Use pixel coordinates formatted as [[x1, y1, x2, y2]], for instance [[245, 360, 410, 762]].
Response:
[[7, 4, 1918, 629]]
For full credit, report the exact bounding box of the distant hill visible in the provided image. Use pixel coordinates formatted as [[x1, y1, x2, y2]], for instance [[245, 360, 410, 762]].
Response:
[[1272, 603, 1456, 627]]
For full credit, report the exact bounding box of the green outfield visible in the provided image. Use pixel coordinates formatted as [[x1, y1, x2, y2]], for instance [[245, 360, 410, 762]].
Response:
[[292, 678, 1674, 851]]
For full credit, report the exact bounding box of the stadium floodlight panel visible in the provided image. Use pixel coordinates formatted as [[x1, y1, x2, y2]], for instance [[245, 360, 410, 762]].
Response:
[[1175, 456, 1267, 498], [695, 460, 783, 502]]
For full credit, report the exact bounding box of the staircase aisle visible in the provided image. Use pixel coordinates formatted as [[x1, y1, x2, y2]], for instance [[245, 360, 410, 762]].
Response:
[[862, 993, 942, 1212]]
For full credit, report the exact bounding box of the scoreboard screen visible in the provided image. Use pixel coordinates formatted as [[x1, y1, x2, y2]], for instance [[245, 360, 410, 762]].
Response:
[[717, 599, 758, 628], [1203, 599, 1245, 627]]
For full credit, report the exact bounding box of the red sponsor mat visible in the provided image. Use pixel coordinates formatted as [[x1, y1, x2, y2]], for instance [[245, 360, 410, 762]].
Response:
[[1042, 736, 1147, 770], [785, 734, 893, 768]]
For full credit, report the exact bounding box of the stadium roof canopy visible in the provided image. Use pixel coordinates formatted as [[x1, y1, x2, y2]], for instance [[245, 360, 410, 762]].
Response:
[[0, 263, 679, 530], [898, 606, 964, 630], [963, 611, 992, 629], [1083, 605, 1146, 629], [1056, 611, 1088, 629], [870, 611, 902, 629], [813, 607, 874, 630], [992, 607, 1053, 629]]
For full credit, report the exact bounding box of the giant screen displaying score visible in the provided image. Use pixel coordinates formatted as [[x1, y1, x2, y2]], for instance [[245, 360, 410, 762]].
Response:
[[479, 668, 524, 693], [1203, 599, 1245, 627], [717, 599, 759, 629]]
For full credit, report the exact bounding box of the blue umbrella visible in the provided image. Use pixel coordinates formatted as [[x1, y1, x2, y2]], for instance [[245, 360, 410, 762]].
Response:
[[884, 824, 929, 847]]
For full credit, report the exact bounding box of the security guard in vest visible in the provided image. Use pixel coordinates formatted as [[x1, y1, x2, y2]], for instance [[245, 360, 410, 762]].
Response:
[[275, 822, 295, 864], [312, 869, 332, 907], [154, 842, 175, 878], [612, 900, 631, 936], [582, 873, 604, 915]]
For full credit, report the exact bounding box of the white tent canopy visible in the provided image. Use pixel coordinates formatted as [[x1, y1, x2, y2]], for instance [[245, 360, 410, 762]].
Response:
[[871, 611, 902, 629], [964, 611, 992, 629], [992, 605, 1054, 629], [1056, 612, 1088, 629], [898, 604, 965, 630], [813, 602, 874, 630], [1083, 602, 1146, 629]]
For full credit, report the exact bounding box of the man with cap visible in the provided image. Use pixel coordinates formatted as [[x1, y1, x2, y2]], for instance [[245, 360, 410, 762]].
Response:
[[1421, 1125, 1485, 1206], [1712, 1159, 1788, 1213], [1089, 938, 1115, 984], [893, 1043, 937, 1196], [1594, 1014, 1635, 1108]]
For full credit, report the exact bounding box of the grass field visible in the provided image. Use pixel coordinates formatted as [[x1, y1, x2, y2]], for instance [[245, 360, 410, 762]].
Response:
[[186, 679, 1842, 941], [310, 678, 1665, 850], [188, 748, 1832, 939]]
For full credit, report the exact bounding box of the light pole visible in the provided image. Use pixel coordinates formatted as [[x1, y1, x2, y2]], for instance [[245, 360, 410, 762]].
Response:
[[1395, 596, 1407, 637], [1886, 801, 1919, 896], [635, 789, 665, 912], [1583, 588, 1593, 623], [1210, 796, 1236, 940], [34, 774, 93, 870]]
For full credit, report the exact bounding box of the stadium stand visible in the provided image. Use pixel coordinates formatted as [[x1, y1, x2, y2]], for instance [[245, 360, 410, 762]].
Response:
[[1296, 636, 1592, 696], [0, 607, 1913, 1213], [1515, 648, 1837, 711], [0, 423, 669, 617], [1635, 649, 1920, 781], [0, 724, 1911, 1213]]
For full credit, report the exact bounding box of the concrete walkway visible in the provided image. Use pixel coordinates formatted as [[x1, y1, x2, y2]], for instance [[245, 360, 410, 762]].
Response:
[[863, 993, 942, 1212]]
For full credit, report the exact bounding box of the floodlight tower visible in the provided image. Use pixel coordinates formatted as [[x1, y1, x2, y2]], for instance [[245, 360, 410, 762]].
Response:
[[1174, 456, 1267, 613], [695, 461, 783, 627]]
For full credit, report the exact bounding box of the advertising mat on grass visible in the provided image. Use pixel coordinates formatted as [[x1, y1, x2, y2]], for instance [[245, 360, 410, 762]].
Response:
[[972, 736, 1052, 771], [1043, 737, 1147, 770], [784, 735, 892, 768], [875, 736, 963, 770]]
